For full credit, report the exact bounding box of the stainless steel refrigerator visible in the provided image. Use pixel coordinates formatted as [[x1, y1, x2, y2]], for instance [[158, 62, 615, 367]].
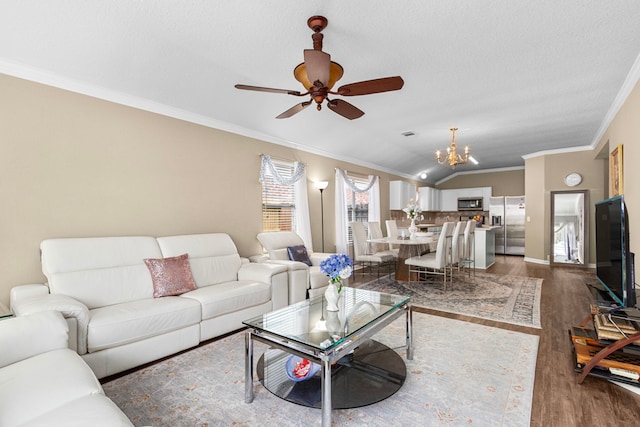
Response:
[[489, 196, 526, 255]]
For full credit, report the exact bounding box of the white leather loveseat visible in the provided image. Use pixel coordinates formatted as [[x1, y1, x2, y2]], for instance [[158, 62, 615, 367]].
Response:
[[10, 233, 288, 379], [0, 311, 133, 426], [256, 231, 345, 303]]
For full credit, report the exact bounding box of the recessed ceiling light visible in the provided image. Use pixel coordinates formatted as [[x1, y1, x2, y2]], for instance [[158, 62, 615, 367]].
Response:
[[420, 172, 427, 179], [401, 131, 415, 137]]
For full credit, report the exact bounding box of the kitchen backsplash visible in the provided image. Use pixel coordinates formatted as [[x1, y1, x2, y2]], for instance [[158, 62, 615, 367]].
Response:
[[390, 210, 488, 227]]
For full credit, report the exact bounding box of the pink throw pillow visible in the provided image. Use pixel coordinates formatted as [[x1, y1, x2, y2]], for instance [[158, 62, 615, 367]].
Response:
[[144, 253, 198, 298]]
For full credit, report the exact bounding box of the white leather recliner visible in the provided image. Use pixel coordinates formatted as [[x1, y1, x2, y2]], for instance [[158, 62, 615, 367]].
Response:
[[0, 311, 133, 426], [256, 231, 343, 303]]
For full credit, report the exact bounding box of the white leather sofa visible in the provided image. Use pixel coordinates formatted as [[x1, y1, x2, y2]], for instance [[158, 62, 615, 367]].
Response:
[[256, 231, 344, 303], [10, 233, 288, 379], [0, 311, 133, 426]]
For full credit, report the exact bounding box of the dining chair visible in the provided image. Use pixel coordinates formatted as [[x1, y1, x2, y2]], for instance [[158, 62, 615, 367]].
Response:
[[450, 221, 467, 276], [459, 220, 476, 277], [385, 220, 402, 251], [405, 222, 455, 290], [350, 221, 395, 278], [368, 221, 399, 257]]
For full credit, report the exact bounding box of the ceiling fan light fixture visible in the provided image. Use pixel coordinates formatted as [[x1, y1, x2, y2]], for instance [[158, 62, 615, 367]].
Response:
[[293, 61, 344, 90], [235, 15, 403, 119], [435, 127, 471, 169]]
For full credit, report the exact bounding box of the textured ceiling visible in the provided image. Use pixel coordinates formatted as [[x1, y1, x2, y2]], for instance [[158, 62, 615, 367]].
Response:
[[2, 1, 640, 183]]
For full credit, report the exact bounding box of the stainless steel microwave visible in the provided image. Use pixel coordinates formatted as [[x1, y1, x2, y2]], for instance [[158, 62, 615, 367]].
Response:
[[458, 197, 483, 211]]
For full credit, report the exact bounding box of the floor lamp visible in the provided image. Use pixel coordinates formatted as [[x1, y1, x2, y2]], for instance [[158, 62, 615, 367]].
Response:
[[315, 181, 329, 252]]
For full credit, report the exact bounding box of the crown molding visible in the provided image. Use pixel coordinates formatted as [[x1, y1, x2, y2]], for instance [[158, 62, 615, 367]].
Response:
[[589, 51, 640, 148], [521, 145, 593, 160], [435, 166, 525, 186]]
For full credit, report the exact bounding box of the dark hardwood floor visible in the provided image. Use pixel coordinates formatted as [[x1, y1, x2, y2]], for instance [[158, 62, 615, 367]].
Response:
[[350, 256, 640, 427]]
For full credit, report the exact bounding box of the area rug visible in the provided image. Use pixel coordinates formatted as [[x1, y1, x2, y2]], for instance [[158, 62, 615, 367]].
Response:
[[103, 312, 539, 426], [359, 272, 542, 329]]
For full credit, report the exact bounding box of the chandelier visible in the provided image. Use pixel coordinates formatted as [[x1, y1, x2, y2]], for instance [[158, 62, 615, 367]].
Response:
[[435, 127, 470, 168]]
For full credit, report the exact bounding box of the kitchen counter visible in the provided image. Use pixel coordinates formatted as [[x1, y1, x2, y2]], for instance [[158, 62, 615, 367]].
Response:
[[415, 223, 438, 229], [471, 226, 497, 269], [474, 225, 501, 231]]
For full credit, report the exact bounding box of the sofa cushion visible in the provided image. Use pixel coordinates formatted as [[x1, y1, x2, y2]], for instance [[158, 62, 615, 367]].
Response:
[[287, 245, 312, 266], [181, 280, 271, 320], [87, 297, 201, 353], [144, 253, 198, 298], [157, 233, 243, 286], [20, 394, 133, 427], [0, 349, 103, 427], [41, 237, 162, 309]]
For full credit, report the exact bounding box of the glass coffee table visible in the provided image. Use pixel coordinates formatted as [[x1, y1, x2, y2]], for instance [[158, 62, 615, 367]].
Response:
[[243, 287, 412, 427]]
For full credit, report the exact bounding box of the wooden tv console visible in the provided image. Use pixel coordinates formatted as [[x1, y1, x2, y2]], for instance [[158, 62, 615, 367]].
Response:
[[571, 303, 640, 386]]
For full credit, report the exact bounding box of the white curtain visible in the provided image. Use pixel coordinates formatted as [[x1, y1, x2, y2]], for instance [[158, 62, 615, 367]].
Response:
[[334, 169, 379, 253], [368, 175, 380, 222], [335, 170, 349, 253], [259, 155, 312, 248], [294, 164, 313, 249]]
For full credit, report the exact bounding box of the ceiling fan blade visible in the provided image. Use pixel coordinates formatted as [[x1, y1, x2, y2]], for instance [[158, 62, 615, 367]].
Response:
[[304, 49, 330, 86], [235, 84, 302, 96], [327, 99, 364, 120], [276, 101, 312, 119], [337, 76, 404, 96]]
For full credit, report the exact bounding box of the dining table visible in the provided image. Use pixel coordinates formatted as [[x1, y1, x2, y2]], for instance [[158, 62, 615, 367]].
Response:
[[368, 235, 438, 281]]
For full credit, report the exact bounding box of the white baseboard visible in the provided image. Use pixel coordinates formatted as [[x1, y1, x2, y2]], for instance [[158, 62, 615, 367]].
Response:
[[524, 257, 549, 265]]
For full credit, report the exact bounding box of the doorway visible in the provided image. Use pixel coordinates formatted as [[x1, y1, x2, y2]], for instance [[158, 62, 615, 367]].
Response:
[[550, 190, 589, 265]]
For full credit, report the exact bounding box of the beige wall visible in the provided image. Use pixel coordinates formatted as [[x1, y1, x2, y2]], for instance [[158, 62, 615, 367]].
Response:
[[594, 79, 640, 259], [524, 150, 606, 263], [524, 79, 640, 265], [436, 169, 525, 196], [2, 72, 638, 306], [524, 156, 546, 261], [0, 74, 406, 305]]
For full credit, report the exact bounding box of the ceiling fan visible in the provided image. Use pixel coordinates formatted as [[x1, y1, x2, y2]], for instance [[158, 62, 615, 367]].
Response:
[[235, 16, 404, 120]]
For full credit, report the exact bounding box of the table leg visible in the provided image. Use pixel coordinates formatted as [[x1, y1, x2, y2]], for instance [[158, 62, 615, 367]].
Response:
[[406, 304, 414, 360], [321, 358, 332, 427], [244, 330, 254, 403]]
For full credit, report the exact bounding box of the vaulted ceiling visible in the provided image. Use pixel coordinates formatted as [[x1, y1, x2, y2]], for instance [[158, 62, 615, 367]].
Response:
[[2, 1, 640, 183]]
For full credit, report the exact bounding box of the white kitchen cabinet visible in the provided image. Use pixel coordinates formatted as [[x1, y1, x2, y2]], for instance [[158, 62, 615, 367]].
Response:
[[440, 189, 459, 211], [389, 180, 416, 210], [482, 187, 492, 210], [418, 187, 441, 211]]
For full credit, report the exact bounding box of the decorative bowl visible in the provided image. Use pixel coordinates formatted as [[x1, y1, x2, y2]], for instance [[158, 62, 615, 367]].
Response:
[[285, 355, 320, 382]]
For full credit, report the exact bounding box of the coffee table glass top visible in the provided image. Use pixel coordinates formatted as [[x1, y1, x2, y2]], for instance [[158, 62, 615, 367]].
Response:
[[243, 287, 409, 351]]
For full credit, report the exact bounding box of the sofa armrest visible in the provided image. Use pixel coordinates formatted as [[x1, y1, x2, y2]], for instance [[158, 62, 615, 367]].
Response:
[[238, 263, 289, 309], [9, 283, 50, 308], [309, 252, 334, 266], [249, 254, 270, 263], [262, 259, 310, 271], [11, 293, 90, 355], [0, 311, 69, 368]]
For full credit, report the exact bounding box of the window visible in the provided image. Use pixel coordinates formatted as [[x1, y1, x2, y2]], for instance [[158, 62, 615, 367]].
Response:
[[261, 160, 295, 232], [346, 175, 370, 243]]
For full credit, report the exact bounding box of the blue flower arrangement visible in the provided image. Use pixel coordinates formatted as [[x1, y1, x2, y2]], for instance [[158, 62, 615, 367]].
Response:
[[320, 253, 353, 293]]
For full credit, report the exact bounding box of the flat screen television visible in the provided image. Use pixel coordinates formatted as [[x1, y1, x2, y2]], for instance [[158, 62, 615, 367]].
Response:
[[595, 195, 636, 308]]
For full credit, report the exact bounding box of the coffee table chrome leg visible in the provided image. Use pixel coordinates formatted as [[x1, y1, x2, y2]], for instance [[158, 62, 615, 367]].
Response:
[[406, 304, 413, 360], [321, 359, 332, 427], [244, 330, 254, 403]]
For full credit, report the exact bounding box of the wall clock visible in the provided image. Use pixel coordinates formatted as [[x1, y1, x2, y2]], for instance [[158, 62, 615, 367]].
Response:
[[564, 172, 582, 187]]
